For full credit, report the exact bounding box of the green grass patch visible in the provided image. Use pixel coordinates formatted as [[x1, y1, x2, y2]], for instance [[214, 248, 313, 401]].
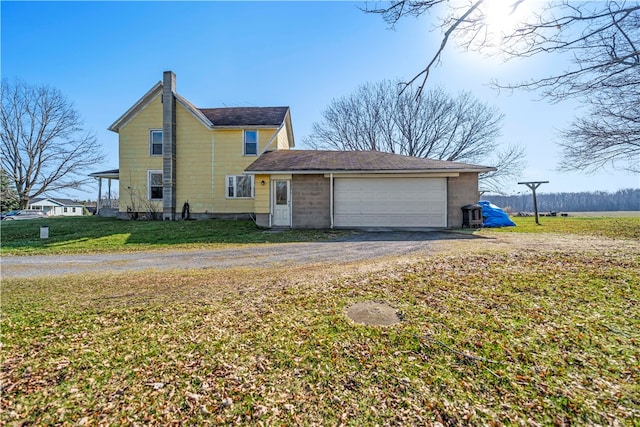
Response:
[[480, 215, 640, 240], [2, 215, 638, 256], [0, 216, 349, 255], [2, 241, 638, 425]]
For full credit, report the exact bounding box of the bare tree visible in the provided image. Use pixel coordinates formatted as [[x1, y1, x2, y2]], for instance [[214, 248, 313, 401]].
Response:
[[558, 78, 640, 173], [479, 144, 527, 193], [304, 80, 525, 193], [0, 78, 104, 208], [364, 1, 640, 173]]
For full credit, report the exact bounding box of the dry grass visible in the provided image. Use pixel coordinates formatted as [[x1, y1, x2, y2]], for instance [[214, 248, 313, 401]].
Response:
[[2, 231, 639, 425]]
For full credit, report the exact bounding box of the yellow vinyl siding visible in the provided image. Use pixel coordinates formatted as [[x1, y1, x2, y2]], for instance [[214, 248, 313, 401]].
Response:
[[277, 124, 292, 149], [118, 94, 163, 213], [117, 93, 291, 216], [213, 128, 276, 213], [254, 174, 271, 213], [175, 104, 213, 213]]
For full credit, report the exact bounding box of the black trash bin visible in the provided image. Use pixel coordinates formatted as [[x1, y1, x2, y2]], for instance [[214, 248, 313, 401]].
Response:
[[461, 204, 483, 228]]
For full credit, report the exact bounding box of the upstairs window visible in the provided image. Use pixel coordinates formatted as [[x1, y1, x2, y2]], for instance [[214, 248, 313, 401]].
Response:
[[227, 175, 253, 198], [150, 130, 163, 156], [148, 171, 163, 200], [244, 130, 258, 156]]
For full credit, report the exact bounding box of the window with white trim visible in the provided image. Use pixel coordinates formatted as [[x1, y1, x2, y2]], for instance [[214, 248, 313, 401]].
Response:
[[227, 175, 254, 198], [148, 170, 163, 200], [244, 130, 258, 155], [150, 130, 163, 156]]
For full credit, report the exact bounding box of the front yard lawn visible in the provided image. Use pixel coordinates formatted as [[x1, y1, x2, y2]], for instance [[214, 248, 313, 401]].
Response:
[[2, 228, 638, 425], [2, 215, 638, 256], [0, 216, 349, 255]]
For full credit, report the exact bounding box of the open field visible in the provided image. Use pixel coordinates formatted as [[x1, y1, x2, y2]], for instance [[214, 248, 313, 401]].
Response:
[[567, 211, 640, 217], [479, 216, 640, 240], [2, 218, 639, 425], [511, 211, 640, 218]]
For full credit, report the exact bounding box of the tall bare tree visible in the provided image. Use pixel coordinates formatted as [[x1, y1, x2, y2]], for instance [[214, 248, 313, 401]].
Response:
[[558, 78, 639, 173], [1, 78, 104, 208], [364, 1, 640, 173], [304, 80, 525, 193]]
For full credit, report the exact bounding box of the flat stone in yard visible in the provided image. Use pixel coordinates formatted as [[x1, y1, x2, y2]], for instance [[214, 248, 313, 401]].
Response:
[[346, 301, 401, 326]]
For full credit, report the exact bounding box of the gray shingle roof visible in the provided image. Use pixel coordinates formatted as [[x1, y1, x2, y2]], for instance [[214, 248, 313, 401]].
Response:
[[108, 80, 290, 132], [31, 197, 82, 206], [245, 150, 495, 173], [199, 107, 289, 127]]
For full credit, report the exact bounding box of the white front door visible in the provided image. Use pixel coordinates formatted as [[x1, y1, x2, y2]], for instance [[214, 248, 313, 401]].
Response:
[[272, 180, 291, 227]]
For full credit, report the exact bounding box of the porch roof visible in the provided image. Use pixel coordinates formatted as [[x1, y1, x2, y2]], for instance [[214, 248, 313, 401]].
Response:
[[89, 169, 119, 180]]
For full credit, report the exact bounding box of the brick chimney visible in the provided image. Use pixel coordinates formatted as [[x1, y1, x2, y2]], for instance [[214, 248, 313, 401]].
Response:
[[162, 71, 177, 220]]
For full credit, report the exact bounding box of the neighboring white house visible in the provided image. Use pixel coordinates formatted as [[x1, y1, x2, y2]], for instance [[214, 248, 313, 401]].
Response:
[[29, 198, 85, 217]]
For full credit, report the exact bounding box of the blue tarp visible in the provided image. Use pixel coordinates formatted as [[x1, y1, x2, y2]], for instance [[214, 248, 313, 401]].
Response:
[[478, 200, 516, 227]]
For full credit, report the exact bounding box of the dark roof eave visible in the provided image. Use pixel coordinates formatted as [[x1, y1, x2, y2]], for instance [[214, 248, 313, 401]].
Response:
[[211, 124, 284, 129], [89, 169, 120, 179], [245, 167, 496, 174]]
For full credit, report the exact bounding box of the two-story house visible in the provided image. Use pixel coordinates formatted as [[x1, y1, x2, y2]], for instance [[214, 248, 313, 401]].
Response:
[[108, 71, 294, 221], [106, 71, 494, 228]]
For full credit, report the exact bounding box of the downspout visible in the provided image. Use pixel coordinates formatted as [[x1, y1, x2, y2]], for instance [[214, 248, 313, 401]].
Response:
[[269, 179, 273, 228], [445, 178, 449, 227], [330, 173, 334, 229], [255, 123, 284, 229]]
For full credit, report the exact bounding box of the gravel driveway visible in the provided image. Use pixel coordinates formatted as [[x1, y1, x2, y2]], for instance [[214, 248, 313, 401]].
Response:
[[1, 231, 475, 278]]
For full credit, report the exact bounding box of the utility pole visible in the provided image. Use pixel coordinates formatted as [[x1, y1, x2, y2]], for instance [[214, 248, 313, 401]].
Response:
[[518, 181, 549, 225]]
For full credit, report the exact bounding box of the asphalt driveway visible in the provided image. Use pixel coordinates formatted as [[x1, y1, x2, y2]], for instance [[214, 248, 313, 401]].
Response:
[[1, 230, 477, 278]]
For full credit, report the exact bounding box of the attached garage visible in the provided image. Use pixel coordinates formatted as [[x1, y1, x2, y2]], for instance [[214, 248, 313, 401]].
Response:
[[334, 177, 446, 227], [245, 150, 495, 229]]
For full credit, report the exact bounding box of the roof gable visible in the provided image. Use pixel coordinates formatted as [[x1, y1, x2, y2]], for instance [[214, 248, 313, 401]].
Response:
[[30, 197, 81, 207], [108, 82, 163, 132], [108, 82, 290, 133], [245, 150, 496, 173]]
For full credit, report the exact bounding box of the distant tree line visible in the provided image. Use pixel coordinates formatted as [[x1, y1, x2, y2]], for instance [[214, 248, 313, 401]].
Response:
[[482, 189, 639, 213]]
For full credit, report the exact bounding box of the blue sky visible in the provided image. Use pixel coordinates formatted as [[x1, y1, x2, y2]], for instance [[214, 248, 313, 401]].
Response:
[[2, 1, 638, 201]]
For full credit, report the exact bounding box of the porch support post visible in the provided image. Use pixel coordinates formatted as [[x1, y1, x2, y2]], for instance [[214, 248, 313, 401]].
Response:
[[107, 178, 112, 208], [97, 178, 102, 215]]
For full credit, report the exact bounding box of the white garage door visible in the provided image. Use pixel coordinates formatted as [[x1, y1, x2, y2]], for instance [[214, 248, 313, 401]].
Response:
[[334, 177, 447, 227]]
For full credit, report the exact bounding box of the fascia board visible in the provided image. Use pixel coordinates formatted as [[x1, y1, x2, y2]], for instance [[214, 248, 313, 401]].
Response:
[[175, 94, 214, 129], [108, 82, 163, 132], [89, 171, 120, 179], [244, 168, 494, 175], [284, 108, 295, 148], [33, 198, 64, 207], [212, 125, 284, 129]]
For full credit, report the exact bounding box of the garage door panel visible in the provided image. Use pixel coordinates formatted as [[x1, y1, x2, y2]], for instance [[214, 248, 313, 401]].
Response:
[[334, 213, 445, 227], [334, 178, 447, 227]]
